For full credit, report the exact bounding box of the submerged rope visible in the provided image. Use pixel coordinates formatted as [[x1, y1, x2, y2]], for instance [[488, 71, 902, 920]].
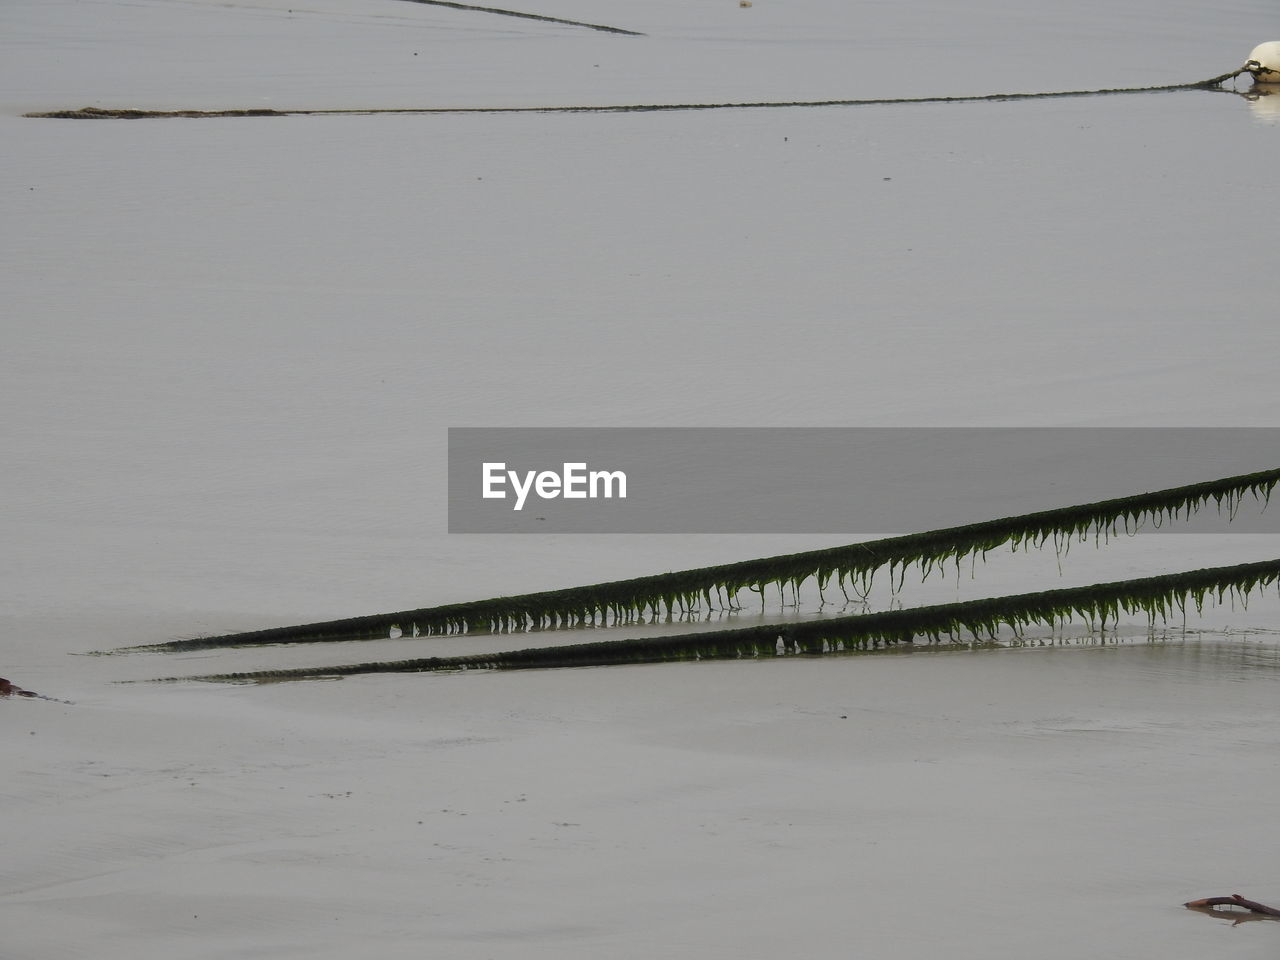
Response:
[[24, 70, 1249, 120], [159, 557, 1280, 683], [115, 467, 1279, 654]]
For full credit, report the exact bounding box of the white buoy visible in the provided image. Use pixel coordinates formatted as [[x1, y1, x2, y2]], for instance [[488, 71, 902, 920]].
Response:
[[1245, 41, 1280, 84]]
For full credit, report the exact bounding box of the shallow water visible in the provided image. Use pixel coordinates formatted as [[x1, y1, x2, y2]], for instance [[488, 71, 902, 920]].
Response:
[[7, 637, 1280, 959], [4, 0, 1280, 955]]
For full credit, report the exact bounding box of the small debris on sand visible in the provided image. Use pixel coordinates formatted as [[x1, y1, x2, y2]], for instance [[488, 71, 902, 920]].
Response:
[[1, 677, 42, 699]]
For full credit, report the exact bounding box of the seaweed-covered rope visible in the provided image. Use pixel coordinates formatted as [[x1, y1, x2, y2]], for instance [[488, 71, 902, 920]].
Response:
[[159, 557, 1280, 682], [24, 69, 1249, 120], [116, 467, 1279, 654]]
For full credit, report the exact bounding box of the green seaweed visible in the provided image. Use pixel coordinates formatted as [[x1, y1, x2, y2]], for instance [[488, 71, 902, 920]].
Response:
[[162, 558, 1280, 683], [118, 467, 1278, 654]]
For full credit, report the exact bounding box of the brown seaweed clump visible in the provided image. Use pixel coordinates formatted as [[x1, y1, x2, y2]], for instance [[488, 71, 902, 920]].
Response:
[[0, 678, 38, 698]]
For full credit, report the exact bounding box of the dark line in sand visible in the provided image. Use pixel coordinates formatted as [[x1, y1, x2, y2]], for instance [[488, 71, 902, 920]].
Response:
[[391, 0, 644, 35], [23, 71, 1247, 120]]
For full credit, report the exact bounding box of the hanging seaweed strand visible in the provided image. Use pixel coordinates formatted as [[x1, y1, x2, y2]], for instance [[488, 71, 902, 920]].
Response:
[[161, 557, 1280, 683], [122, 467, 1278, 653]]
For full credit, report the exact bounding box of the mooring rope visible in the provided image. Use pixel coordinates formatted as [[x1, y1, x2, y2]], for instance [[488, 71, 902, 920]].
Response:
[[23, 69, 1252, 119], [114, 467, 1279, 654], [390, 0, 644, 36], [155, 557, 1280, 683]]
